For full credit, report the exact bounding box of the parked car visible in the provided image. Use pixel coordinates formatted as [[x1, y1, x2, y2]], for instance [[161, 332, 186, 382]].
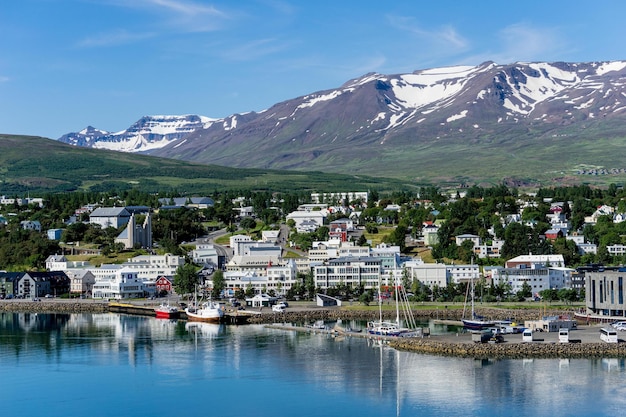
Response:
[[272, 304, 285, 312]]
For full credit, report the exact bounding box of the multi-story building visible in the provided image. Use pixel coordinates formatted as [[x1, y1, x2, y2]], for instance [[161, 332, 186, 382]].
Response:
[[491, 265, 573, 294], [583, 267, 626, 318], [92, 268, 146, 300], [313, 257, 382, 290]]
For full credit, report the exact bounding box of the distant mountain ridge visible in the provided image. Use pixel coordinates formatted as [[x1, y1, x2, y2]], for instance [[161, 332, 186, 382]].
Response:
[[58, 115, 217, 152], [58, 61, 626, 184]]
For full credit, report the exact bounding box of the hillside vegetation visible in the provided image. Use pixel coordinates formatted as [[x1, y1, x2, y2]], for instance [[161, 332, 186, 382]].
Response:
[[0, 135, 415, 194]]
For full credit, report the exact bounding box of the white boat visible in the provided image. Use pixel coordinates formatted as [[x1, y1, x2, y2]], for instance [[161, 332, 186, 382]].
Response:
[[185, 286, 224, 323], [185, 300, 224, 323]]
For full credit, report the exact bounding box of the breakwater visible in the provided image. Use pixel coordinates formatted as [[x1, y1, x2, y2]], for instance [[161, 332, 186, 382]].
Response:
[[388, 338, 626, 359], [0, 301, 109, 313]]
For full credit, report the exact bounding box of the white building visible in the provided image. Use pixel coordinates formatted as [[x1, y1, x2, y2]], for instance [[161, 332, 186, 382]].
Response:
[[45, 254, 92, 271], [92, 268, 146, 300], [190, 243, 219, 266], [121, 254, 184, 280], [286, 210, 325, 234], [505, 254, 565, 269], [313, 257, 382, 290], [230, 234, 253, 256], [310, 192, 368, 204], [448, 264, 480, 284], [220, 260, 298, 297], [455, 234, 481, 248], [403, 262, 449, 289], [491, 265, 574, 294], [89, 207, 131, 229]]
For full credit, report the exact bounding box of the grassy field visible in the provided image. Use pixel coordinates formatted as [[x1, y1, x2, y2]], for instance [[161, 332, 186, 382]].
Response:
[[0, 134, 414, 194]]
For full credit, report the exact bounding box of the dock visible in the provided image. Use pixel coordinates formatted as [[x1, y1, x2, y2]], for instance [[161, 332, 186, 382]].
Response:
[[265, 323, 428, 341], [107, 302, 254, 324]]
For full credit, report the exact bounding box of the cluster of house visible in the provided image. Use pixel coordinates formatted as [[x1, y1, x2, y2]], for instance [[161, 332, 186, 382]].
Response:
[[214, 228, 579, 302], [435, 200, 626, 260], [0, 253, 184, 300]]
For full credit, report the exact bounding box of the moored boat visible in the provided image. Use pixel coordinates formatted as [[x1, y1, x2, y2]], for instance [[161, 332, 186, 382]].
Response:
[[462, 259, 495, 331], [185, 300, 224, 323], [155, 303, 180, 319]]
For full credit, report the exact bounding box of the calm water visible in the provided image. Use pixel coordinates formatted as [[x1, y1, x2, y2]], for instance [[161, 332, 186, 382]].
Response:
[[0, 312, 624, 417]]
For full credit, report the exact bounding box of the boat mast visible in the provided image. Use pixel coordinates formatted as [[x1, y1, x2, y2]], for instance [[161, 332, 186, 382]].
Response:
[[470, 256, 475, 319], [394, 273, 400, 326]]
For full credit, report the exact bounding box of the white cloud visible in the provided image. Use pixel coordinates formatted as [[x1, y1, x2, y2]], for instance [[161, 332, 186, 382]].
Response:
[[77, 29, 156, 48], [100, 0, 230, 32], [468, 22, 573, 66], [220, 38, 295, 61], [386, 15, 468, 50]]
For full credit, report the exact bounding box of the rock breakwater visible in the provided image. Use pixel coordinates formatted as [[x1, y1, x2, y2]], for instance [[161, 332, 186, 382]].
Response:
[[388, 338, 626, 359], [0, 301, 109, 313]]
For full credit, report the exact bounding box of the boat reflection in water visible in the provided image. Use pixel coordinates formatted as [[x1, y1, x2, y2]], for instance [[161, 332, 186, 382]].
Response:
[[1, 312, 626, 417]]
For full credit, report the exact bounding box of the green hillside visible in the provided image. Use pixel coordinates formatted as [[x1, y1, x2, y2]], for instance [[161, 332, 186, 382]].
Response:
[[0, 134, 415, 194]]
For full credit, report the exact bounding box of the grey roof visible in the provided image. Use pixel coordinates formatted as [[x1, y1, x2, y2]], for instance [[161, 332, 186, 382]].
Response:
[[158, 197, 214, 206], [90, 207, 131, 217]]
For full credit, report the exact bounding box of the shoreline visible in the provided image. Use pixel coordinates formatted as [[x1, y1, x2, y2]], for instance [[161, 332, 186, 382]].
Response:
[[3, 300, 625, 359]]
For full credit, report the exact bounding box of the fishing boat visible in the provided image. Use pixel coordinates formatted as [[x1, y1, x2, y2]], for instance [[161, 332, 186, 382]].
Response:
[[185, 300, 224, 323], [367, 274, 421, 337], [185, 286, 225, 323], [154, 302, 180, 319], [462, 264, 495, 331]]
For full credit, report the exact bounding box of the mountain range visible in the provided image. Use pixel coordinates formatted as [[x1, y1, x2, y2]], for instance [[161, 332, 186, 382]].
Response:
[[58, 61, 626, 186]]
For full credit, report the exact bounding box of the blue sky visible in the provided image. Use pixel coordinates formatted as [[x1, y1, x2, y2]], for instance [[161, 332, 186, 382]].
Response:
[[1, 0, 626, 139]]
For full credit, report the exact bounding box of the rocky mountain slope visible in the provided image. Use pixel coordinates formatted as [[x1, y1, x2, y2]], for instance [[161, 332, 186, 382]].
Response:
[[58, 61, 626, 185]]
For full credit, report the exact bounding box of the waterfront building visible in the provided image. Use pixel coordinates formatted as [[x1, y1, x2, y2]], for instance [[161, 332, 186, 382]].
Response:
[[65, 269, 96, 295], [92, 268, 145, 300], [313, 256, 382, 290], [491, 265, 573, 294], [220, 259, 297, 297], [402, 262, 448, 289], [583, 267, 626, 318]]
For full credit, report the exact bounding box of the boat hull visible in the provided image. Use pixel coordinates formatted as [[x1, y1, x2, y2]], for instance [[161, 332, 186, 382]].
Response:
[[154, 305, 180, 319], [185, 308, 224, 323], [462, 319, 496, 331], [155, 310, 179, 319]]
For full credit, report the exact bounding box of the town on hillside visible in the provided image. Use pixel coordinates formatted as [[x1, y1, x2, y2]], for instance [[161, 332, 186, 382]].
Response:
[[1, 186, 626, 319]]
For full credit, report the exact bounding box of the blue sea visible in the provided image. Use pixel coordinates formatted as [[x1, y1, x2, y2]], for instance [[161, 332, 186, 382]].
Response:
[[0, 312, 624, 417]]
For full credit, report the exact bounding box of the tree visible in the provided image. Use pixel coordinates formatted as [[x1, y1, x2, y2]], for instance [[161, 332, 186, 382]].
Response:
[[211, 269, 226, 299], [516, 282, 533, 301], [173, 263, 199, 295], [304, 270, 316, 300], [359, 290, 374, 306], [240, 217, 257, 231]]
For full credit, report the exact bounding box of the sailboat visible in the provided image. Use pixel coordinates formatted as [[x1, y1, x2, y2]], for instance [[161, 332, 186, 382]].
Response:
[[461, 263, 495, 330], [367, 273, 421, 337]]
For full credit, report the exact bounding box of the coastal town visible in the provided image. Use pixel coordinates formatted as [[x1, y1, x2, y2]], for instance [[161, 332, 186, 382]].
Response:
[[1, 186, 626, 337]]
